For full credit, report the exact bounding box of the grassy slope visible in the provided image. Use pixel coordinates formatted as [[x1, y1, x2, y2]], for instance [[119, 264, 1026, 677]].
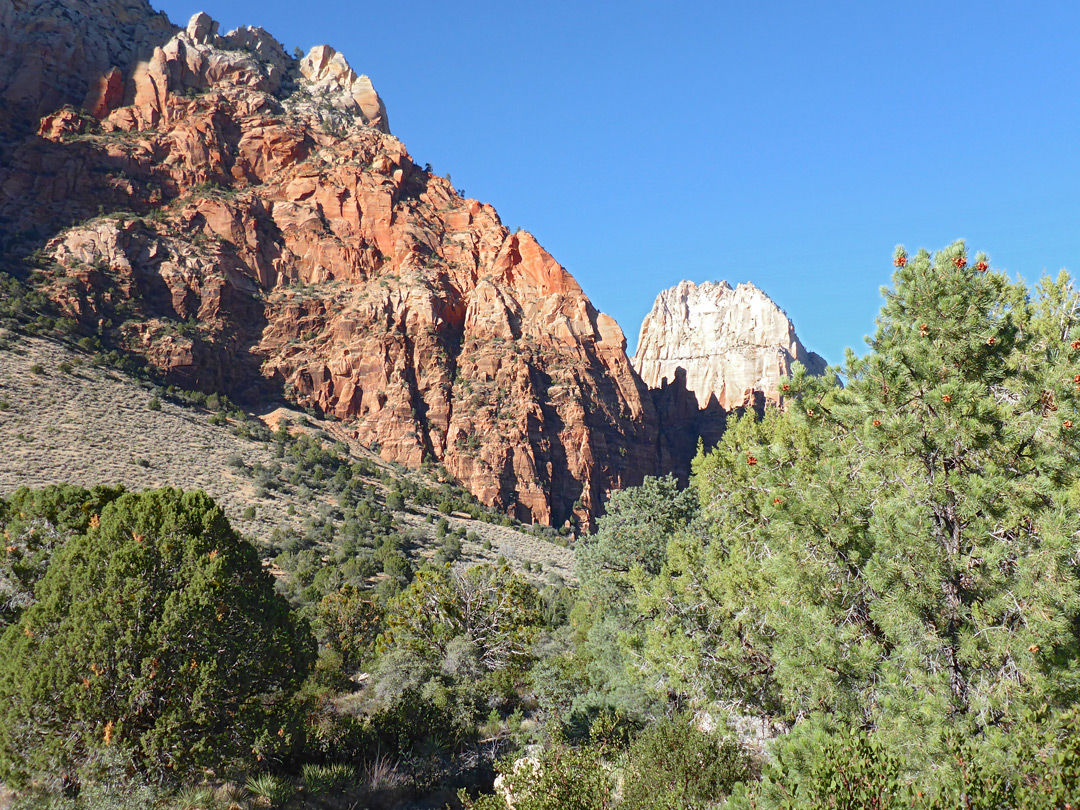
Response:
[[0, 333, 574, 583]]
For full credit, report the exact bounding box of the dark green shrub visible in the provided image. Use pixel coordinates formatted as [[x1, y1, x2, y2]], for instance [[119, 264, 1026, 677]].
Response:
[[0, 488, 316, 785], [382, 551, 412, 584], [316, 584, 382, 672]]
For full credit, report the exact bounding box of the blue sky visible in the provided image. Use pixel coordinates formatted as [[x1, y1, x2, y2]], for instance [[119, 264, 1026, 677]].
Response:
[[154, 0, 1080, 364]]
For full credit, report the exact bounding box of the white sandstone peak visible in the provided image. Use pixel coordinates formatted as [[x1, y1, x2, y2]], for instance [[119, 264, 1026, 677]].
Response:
[[633, 280, 826, 411]]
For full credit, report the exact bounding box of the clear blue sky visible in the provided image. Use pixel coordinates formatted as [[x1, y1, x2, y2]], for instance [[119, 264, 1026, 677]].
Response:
[[154, 0, 1080, 364]]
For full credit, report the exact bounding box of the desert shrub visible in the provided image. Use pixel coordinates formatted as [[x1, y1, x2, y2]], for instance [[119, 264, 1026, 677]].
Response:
[[433, 535, 463, 566], [382, 551, 412, 584], [379, 564, 543, 675], [0, 488, 316, 786], [620, 714, 750, 810], [9, 747, 163, 810], [316, 584, 383, 672], [461, 734, 615, 810]]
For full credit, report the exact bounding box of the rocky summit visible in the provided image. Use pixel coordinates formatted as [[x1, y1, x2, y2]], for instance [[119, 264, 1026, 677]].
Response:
[[633, 280, 827, 411], [0, 0, 658, 528]]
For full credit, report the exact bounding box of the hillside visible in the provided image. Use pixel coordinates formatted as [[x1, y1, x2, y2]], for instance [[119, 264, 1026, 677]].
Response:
[[0, 331, 574, 582]]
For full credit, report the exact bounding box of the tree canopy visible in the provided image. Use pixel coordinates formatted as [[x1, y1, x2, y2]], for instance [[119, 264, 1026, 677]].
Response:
[[0, 484, 125, 629]]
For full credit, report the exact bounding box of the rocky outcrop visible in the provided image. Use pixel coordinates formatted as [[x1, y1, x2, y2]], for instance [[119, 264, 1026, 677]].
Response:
[[0, 4, 655, 528], [295, 45, 388, 132], [633, 280, 827, 412]]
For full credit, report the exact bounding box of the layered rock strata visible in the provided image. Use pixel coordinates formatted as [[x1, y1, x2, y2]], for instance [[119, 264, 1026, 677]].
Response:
[[0, 2, 656, 527], [633, 280, 828, 412]]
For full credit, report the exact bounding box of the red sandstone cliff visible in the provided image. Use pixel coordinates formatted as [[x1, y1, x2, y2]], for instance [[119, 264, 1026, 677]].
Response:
[[0, 1, 657, 527]]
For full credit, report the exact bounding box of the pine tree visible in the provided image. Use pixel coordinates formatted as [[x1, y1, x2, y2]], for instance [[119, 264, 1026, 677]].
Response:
[[641, 242, 1080, 761]]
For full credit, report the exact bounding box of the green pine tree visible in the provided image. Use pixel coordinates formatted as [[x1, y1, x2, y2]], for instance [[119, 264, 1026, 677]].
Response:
[[640, 241, 1080, 764]]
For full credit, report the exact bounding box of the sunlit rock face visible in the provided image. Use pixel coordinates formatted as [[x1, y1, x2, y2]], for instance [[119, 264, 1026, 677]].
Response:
[[0, 3, 658, 528], [633, 280, 827, 411]]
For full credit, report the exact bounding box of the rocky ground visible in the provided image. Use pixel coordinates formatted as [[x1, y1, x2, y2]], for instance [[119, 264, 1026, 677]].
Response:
[[0, 333, 574, 582]]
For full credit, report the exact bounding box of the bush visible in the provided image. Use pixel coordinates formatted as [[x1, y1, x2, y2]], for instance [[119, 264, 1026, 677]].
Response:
[[739, 708, 1080, 810], [382, 551, 412, 584], [10, 746, 164, 810], [316, 584, 382, 672], [463, 736, 614, 810], [433, 535, 463, 566], [0, 488, 316, 785], [620, 715, 750, 810]]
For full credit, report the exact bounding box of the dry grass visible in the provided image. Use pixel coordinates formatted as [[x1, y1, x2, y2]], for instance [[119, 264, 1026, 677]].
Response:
[[0, 334, 298, 539]]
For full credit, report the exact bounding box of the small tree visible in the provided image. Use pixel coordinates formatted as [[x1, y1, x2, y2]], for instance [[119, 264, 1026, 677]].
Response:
[[620, 715, 750, 810], [316, 583, 382, 673], [379, 563, 543, 674], [0, 488, 316, 786]]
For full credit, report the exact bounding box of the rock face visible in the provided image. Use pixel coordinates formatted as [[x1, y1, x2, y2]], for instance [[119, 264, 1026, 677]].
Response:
[[0, 3, 656, 528], [633, 281, 827, 412], [0, 0, 177, 130]]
